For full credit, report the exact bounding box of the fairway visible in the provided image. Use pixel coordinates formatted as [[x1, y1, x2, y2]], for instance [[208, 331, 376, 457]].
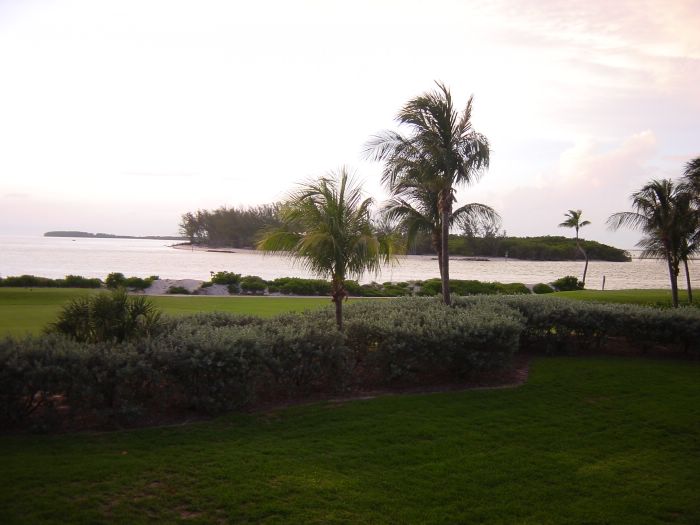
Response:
[[0, 288, 333, 337], [1, 357, 698, 524]]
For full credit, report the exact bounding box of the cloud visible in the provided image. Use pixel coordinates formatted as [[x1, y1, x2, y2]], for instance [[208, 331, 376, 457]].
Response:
[[471, 131, 665, 249]]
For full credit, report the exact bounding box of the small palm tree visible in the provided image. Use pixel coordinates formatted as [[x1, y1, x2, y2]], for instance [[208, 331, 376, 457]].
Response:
[[558, 209, 591, 285], [607, 179, 689, 307], [366, 82, 490, 305], [257, 168, 395, 329]]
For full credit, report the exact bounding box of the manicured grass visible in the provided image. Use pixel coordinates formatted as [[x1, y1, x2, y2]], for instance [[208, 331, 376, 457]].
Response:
[[1, 357, 698, 524], [0, 288, 333, 337], [554, 288, 693, 306]]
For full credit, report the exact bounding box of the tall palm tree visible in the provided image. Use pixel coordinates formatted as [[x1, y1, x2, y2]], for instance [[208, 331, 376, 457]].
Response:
[[366, 82, 490, 305], [257, 168, 394, 329], [607, 179, 688, 307], [558, 209, 591, 285]]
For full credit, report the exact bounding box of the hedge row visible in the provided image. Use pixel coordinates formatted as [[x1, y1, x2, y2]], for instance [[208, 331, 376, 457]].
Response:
[[0, 275, 102, 288], [0, 299, 521, 428], [454, 295, 700, 354]]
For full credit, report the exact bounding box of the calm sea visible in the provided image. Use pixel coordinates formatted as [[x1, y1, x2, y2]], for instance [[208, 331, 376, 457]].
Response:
[[1, 235, 697, 290]]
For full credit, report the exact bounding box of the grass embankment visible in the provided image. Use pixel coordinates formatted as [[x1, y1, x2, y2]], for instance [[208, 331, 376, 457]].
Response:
[[0, 288, 332, 337], [1, 357, 698, 524]]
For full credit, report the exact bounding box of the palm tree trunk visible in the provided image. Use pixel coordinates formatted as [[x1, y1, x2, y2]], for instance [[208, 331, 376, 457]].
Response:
[[666, 254, 679, 308], [576, 241, 589, 286], [683, 258, 693, 304], [440, 199, 451, 306], [331, 278, 345, 330], [432, 230, 443, 282]]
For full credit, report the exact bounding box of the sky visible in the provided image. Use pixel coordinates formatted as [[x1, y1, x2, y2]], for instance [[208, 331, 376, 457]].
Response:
[[0, 0, 698, 249]]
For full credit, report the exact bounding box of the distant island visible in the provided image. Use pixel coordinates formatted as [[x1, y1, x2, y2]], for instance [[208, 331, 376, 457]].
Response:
[[44, 231, 186, 241]]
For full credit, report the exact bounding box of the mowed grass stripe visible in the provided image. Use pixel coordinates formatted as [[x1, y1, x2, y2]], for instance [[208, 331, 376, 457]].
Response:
[[0, 357, 698, 524], [0, 288, 333, 337]]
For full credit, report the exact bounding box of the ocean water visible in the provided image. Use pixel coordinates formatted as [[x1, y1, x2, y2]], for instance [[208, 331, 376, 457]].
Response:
[[0, 235, 697, 290]]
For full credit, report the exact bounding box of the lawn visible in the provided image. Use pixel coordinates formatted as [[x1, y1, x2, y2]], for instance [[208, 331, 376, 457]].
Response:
[[1, 357, 698, 524], [0, 288, 333, 337], [0, 287, 693, 338]]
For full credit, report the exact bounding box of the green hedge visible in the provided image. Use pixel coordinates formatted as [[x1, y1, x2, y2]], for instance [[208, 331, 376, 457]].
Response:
[[0, 298, 520, 428], [417, 278, 530, 296], [453, 295, 700, 354], [0, 274, 102, 288]]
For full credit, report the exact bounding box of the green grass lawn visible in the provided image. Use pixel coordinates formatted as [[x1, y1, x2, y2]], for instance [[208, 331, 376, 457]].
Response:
[[554, 288, 693, 306], [0, 288, 333, 337], [1, 357, 698, 524]]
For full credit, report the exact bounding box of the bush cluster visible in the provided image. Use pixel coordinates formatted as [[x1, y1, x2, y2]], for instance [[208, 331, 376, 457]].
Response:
[[453, 295, 700, 354], [551, 276, 584, 291], [533, 283, 554, 294], [105, 272, 158, 291], [417, 278, 530, 297], [0, 274, 102, 288]]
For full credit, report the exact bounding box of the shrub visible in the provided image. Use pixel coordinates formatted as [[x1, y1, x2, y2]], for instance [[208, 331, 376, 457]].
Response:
[[105, 272, 126, 289], [47, 288, 162, 343], [0, 275, 58, 287], [418, 279, 530, 296], [341, 298, 523, 385], [267, 277, 331, 296], [453, 295, 700, 355], [210, 271, 242, 285], [61, 275, 102, 288], [240, 275, 267, 294], [124, 276, 156, 290], [167, 286, 191, 295], [533, 283, 554, 294], [552, 276, 584, 291]]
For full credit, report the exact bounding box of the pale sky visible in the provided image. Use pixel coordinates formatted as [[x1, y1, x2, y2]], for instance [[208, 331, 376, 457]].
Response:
[[1, 0, 698, 248]]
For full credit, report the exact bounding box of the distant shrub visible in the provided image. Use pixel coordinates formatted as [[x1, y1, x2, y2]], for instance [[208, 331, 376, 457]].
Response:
[[0, 274, 103, 288], [47, 288, 162, 344], [124, 276, 155, 290], [0, 275, 57, 287], [61, 275, 102, 288], [240, 275, 267, 294], [105, 272, 126, 289], [210, 271, 242, 285], [552, 276, 584, 291], [268, 277, 331, 296], [167, 286, 191, 295], [417, 279, 529, 296], [533, 283, 554, 294], [200, 281, 213, 288], [106, 273, 156, 291]]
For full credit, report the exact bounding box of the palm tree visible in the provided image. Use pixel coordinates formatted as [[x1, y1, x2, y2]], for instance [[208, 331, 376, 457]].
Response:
[[683, 156, 700, 192], [558, 209, 591, 285], [607, 179, 689, 307], [257, 168, 395, 329], [366, 82, 490, 305]]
